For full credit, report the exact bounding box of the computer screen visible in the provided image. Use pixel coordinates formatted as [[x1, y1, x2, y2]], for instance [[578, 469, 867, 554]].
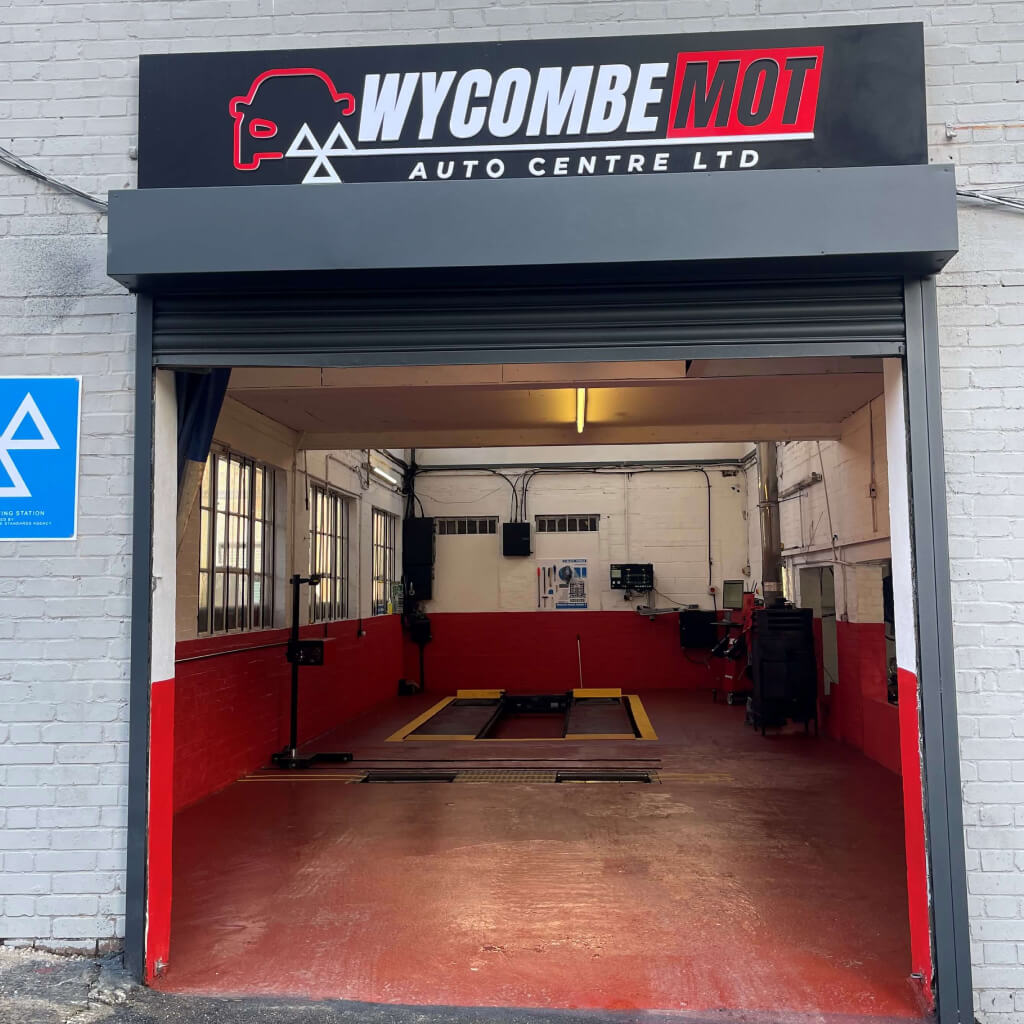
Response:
[[722, 580, 745, 610]]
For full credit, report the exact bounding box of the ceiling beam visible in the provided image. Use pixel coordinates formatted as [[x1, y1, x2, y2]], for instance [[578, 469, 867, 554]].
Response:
[[297, 423, 844, 449], [229, 360, 692, 392]]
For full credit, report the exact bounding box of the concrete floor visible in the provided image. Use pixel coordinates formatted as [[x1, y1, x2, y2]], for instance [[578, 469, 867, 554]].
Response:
[[159, 690, 922, 1021]]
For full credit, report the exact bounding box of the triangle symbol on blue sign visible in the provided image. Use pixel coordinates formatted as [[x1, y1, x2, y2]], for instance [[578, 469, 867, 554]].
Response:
[[9, 410, 44, 441], [1, 393, 60, 451], [0, 456, 16, 489]]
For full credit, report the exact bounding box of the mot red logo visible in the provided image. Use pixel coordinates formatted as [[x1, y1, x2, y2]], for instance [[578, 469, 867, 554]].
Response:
[[667, 48, 822, 139], [226, 49, 822, 184]]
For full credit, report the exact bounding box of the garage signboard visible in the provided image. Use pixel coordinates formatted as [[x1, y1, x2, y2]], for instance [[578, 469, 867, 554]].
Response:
[[138, 22, 925, 188], [0, 377, 81, 541]]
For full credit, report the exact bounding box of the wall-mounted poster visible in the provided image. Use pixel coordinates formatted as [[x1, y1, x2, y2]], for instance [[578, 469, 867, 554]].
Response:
[[0, 377, 82, 540], [538, 558, 589, 610]]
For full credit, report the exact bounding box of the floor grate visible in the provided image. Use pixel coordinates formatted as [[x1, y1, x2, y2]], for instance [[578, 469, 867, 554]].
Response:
[[246, 767, 663, 785], [361, 768, 658, 784]]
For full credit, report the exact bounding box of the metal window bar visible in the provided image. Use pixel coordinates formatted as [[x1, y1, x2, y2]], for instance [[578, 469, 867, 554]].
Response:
[[309, 483, 350, 623], [436, 517, 498, 536], [535, 515, 600, 533], [372, 508, 397, 615], [197, 450, 275, 635]]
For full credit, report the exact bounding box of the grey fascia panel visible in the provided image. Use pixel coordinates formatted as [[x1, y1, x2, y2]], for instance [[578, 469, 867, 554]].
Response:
[[107, 164, 958, 287]]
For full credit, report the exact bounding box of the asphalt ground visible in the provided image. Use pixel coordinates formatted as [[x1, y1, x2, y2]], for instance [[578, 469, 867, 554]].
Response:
[[0, 946, 679, 1024]]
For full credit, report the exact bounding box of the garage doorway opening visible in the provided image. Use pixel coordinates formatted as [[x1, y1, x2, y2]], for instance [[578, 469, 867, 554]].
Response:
[[144, 348, 935, 1020]]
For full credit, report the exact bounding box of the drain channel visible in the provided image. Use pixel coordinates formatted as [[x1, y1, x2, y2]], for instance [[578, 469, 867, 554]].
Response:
[[555, 770, 653, 784], [362, 770, 457, 783], [359, 768, 657, 784]]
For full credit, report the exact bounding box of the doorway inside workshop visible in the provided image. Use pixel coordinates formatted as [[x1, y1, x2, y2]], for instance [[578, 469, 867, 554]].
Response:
[[144, 312, 933, 1020]]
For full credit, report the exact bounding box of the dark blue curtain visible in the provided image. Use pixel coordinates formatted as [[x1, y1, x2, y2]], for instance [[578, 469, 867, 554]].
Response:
[[175, 369, 230, 486]]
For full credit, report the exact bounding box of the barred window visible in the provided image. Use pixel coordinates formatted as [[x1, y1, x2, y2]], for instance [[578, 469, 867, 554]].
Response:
[[535, 515, 600, 533], [308, 483, 351, 623], [372, 508, 398, 615], [198, 450, 276, 635], [436, 517, 498, 536]]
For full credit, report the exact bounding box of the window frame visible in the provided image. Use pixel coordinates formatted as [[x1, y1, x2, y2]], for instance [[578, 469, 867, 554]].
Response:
[[435, 516, 498, 536], [371, 507, 398, 616], [197, 448, 276, 636], [308, 481, 351, 624], [535, 514, 600, 534]]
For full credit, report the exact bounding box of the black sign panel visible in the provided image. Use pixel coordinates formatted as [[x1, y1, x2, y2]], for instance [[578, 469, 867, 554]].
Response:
[[138, 23, 925, 189]]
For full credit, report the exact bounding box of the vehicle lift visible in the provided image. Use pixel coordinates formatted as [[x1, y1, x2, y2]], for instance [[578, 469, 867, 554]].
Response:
[[271, 573, 353, 770]]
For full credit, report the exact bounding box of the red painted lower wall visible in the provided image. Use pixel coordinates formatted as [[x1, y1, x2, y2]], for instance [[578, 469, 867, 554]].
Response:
[[812, 620, 901, 776], [146, 677, 174, 981], [408, 611, 712, 693], [898, 666, 934, 1008], [173, 616, 402, 812]]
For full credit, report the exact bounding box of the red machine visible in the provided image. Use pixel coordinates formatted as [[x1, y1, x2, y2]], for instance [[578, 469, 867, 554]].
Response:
[[712, 590, 758, 704]]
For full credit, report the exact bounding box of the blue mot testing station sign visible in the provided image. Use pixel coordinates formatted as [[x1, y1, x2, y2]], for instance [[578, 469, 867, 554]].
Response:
[[0, 377, 82, 540]]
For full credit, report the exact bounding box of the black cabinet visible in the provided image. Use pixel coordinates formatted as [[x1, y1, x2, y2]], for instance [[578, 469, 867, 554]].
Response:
[[749, 607, 817, 734]]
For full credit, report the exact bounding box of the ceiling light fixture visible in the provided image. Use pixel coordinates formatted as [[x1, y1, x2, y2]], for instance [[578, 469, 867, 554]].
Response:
[[372, 465, 400, 486], [576, 387, 587, 434]]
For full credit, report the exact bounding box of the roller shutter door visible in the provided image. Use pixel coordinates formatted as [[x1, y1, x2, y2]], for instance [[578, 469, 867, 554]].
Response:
[[151, 277, 906, 367]]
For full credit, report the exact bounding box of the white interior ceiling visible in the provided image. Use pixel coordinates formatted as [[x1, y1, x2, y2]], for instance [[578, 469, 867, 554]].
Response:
[[226, 357, 885, 448]]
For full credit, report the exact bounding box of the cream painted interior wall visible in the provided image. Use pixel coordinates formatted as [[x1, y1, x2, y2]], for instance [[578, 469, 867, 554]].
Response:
[[176, 399, 889, 640], [415, 444, 751, 614], [175, 397, 406, 642], [745, 396, 892, 623]]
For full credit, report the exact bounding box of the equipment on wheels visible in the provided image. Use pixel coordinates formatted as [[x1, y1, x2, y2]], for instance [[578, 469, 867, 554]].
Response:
[[271, 573, 353, 770], [747, 606, 818, 735]]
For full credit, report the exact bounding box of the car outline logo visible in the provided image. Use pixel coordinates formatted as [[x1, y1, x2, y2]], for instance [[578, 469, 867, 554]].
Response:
[[229, 68, 356, 172]]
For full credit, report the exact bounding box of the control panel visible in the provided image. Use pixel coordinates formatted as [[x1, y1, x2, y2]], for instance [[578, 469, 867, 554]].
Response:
[[609, 563, 655, 591]]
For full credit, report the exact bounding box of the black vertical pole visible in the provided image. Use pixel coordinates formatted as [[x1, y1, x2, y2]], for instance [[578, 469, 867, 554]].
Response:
[[288, 574, 301, 755]]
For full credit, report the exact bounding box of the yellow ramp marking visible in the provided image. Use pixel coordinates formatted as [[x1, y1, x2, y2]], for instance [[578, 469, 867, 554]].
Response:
[[456, 689, 504, 699], [565, 733, 636, 741], [572, 687, 622, 699], [402, 734, 479, 742], [385, 696, 455, 742], [625, 694, 658, 740]]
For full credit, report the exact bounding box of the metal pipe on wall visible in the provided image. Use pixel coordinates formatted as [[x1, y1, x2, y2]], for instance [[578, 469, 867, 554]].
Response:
[[757, 441, 784, 607]]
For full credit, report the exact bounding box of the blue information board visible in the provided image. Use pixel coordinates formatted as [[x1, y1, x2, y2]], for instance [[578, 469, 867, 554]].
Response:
[[0, 377, 82, 540]]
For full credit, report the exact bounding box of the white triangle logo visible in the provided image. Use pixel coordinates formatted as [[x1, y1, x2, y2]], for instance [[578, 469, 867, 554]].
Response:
[[0, 393, 60, 498], [285, 123, 322, 159], [285, 122, 354, 185]]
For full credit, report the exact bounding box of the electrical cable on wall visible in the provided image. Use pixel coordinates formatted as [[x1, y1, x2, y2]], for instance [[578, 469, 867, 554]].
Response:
[[415, 467, 519, 521], [695, 468, 714, 610], [956, 187, 1024, 214], [815, 441, 849, 620], [413, 486, 508, 506], [0, 144, 109, 212], [514, 464, 717, 607], [415, 461, 737, 610], [301, 450, 311, 511]]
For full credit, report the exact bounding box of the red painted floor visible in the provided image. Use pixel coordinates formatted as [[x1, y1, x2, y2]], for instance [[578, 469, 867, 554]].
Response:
[[160, 690, 922, 1019]]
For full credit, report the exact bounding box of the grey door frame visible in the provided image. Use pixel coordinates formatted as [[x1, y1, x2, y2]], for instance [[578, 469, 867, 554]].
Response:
[[125, 277, 972, 1023]]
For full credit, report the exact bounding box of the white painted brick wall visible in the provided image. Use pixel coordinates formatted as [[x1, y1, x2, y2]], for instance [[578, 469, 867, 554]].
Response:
[[415, 456, 749, 613], [1, 1, 1022, 1015]]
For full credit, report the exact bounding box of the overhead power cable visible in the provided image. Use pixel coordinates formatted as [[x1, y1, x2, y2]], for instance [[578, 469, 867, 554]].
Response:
[[0, 144, 108, 213], [956, 188, 1024, 214]]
